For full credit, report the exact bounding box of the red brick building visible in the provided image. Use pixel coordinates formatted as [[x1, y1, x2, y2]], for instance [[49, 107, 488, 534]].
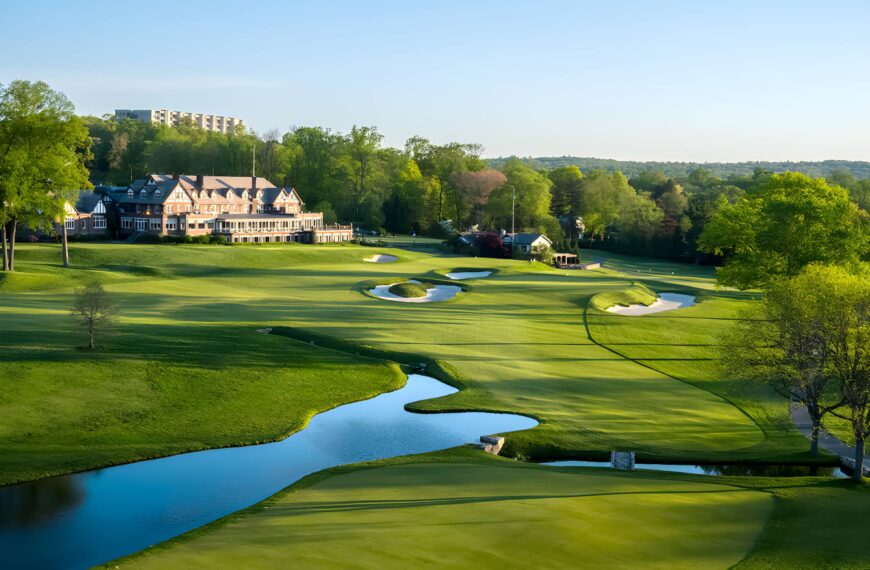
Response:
[[62, 190, 108, 237], [98, 174, 352, 243]]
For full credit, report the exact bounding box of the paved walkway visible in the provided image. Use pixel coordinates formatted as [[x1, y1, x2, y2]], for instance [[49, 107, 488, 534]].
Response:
[[790, 404, 869, 475]]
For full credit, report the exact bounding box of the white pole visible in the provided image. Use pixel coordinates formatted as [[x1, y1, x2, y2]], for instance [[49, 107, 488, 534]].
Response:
[[511, 187, 515, 235]]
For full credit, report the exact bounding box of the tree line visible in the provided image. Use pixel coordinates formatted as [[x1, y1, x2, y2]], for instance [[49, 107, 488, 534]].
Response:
[[4, 79, 870, 276], [84, 112, 870, 263], [491, 156, 870, 180]]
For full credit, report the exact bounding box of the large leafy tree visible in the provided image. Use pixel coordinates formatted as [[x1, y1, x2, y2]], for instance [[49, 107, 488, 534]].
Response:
[[579, 170, 635, 240], [487, 159, 559, 237], [450, 168, 506, 230], [721, 266, 842, 455], [548, 165, 584, 217], [816, 264, 870, 480], [345, 125, 384, 221], [699, 172, 869, 289], [0, 80, 91, 271], [409, 138, 483, 224], [617, 193, 664, 242], [283, 127, 345, 213], [722, 263, 869, 476], [382, 159, 437, 234]]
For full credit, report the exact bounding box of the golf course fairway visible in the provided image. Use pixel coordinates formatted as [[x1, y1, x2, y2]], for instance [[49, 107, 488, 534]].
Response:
[[1, 241, 867, 568]]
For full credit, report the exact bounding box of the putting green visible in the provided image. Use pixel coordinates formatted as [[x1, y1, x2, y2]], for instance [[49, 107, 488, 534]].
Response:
[[120, 460, 774, 570]]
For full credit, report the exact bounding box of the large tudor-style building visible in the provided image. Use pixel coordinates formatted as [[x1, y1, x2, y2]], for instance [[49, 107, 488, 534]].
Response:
[[73, 174, 353, 243], [63, 190, 109, 238]]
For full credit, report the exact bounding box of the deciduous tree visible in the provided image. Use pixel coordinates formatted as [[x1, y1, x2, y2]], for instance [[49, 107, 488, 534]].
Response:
[[699, 173, 869, 289], [71, 280, 117, 350], [720, 267, 840, 454], [0, 80, 91, 271], [814, 265, 870, 480]]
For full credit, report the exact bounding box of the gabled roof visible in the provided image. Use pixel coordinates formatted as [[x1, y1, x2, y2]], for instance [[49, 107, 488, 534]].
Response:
[[122, 178, 179, 203], [511, 233, 552, 246], [261, 186, 304, 206], [114, 175, 308, 208], [155, 175, 277, 191], [74, 191, 104, 214]]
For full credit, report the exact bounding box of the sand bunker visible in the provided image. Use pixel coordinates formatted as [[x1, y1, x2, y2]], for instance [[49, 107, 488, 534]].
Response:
[[606, 293, 696, 316], [364, 254, 398, 263], [445, 271, 492, 280], [369, 279, 462, 303]]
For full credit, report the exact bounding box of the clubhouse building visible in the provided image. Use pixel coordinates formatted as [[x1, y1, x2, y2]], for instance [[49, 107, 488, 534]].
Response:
[[89, 174, 353, 244]]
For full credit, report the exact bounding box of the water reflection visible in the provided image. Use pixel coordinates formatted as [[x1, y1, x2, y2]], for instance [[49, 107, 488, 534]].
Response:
[[542, 460, 847, 478], [0, 476, 84, 529], [0, 375, 537, 570]]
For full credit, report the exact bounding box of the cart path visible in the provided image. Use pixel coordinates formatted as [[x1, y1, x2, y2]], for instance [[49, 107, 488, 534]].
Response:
[[790, 404, 869, 475]]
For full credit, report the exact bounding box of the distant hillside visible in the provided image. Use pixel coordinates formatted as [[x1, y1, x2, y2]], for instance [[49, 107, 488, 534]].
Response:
[[486, 157, 870, 179]]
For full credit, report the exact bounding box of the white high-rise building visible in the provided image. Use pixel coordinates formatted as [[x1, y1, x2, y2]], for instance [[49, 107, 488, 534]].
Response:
[[114, 109, 245, 133]]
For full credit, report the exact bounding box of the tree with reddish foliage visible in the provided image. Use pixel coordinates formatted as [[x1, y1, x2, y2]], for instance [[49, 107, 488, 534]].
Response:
[[477, 232, 510, 258], [450, 169, 506, 230]]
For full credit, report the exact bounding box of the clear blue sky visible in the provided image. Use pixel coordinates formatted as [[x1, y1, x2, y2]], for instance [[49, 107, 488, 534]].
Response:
[[2, 0, 869, 161]]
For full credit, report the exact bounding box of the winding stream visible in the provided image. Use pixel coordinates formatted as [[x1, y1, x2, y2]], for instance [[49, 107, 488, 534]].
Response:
[[0, 374, 537, 570]]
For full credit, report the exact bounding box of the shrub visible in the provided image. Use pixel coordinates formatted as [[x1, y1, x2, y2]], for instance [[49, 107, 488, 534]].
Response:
[[477, 233, 510, 258]]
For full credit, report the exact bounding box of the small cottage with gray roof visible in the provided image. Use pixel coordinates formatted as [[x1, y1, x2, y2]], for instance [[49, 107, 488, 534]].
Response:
[[504, 232, 553, 259]]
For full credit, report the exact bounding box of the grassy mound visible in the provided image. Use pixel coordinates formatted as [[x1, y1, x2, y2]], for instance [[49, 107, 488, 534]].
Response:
[[590, 282, 657, 311], [387, 282, 432, 298]]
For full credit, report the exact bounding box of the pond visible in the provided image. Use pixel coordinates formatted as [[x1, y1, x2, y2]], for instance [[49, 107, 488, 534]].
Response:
[[0, 375, 537, 570], [541, 460, 848, 478], [605, 292, 696, 316]]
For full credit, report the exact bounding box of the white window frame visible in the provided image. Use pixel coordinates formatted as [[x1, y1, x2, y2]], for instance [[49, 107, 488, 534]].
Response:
[[94, 216, 106, 229], [65, 218, 76, 230]]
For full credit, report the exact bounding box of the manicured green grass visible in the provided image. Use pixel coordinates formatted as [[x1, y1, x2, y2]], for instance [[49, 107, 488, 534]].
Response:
[[0, 241, 816, 483], [585, 291, 818, 462], [588, 281, 657, 311], [735, 477, 870, 569], [387, 281, 431, 297], [0, 244, 409, 484], [4, 242, 869, 567], [115, 451, 776, 570]]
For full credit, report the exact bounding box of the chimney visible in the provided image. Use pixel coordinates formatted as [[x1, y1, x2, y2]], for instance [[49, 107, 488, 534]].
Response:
[[172, 174, 179, 180], [196, 174, 204, 188], [251, 175, 257, 192]]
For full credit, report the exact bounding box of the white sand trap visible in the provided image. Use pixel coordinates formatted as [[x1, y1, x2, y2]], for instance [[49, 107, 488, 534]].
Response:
[[364, 254, 398, 263], [606, 293, 696, 316], [445, 271, 492, 280], [369, 279, 462, 303]]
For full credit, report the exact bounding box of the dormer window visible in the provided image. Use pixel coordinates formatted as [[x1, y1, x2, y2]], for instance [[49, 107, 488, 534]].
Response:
[[127, 189, 134, 196], [147, 179, 156, 186], [140, 189, 147, 196], [154, 189, 161, 197]]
